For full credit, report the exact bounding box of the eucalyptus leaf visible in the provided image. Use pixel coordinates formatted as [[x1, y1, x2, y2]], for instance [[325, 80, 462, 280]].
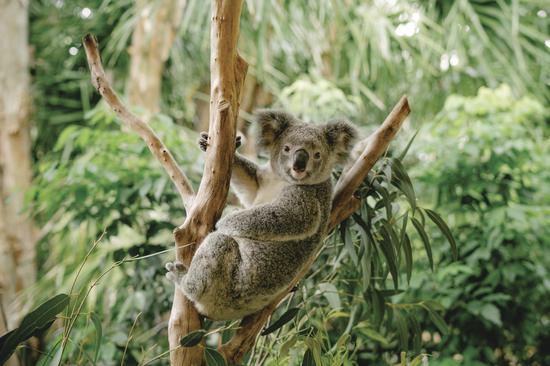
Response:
[[179, 329, 206, 347], [411, 217, 433, 271], [90, 313, 102, 364], [205, 347, 226, 366], [424, 208, 458, 259], [0, 294, 69, 364], [261, 307, 300, 335]]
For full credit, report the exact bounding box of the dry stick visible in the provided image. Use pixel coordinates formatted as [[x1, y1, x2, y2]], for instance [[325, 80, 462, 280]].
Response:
[[220, 96, 410, 365], [82, 34, 194, 211], [168, 1, 248, 365]]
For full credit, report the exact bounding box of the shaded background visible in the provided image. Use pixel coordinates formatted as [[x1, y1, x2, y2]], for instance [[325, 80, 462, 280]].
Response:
[[0, 0, 549, 365]]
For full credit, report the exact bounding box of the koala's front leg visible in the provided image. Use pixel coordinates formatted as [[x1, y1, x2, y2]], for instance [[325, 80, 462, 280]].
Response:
[[198, 132, 241, 152], [165, 261, 187, 289], [199, 131, 260, 207]]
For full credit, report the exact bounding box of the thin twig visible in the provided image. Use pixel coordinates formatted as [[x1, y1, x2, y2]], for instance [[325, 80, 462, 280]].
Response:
[[82, 34, 194, 210], [121, 312, 142, 366]]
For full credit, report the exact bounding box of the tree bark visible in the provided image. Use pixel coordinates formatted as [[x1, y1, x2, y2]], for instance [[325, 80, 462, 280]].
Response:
[[0, 0, 35, 327], [127, 0, 187, 115]]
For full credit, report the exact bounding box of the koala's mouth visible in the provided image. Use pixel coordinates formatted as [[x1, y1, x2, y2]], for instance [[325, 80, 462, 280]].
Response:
[[289, 169, 309, 181]]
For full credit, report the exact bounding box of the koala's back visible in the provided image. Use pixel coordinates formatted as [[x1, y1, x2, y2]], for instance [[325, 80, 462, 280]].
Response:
[[196, 180, 332, 320]]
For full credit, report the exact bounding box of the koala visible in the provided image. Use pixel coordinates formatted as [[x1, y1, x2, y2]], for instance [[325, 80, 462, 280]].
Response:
[[166, 110, 357, 320]]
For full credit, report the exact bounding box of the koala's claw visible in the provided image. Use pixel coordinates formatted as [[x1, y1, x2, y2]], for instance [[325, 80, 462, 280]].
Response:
[[198, 132, 242, 152], [198, 132, 209, 152], [165, 261, 187, 284]]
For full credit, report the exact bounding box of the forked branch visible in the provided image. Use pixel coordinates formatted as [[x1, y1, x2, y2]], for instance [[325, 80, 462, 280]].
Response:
[[82, 34, 194, 210], [220, 96, 410, 365]]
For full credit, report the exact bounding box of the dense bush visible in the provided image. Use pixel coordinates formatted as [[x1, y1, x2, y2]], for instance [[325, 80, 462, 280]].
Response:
[[409, 85, 550, 365]]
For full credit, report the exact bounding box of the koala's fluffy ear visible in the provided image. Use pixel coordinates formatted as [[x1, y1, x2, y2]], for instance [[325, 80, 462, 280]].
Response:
[[323, 120, 358, 164], [255, 109, 295, 150]]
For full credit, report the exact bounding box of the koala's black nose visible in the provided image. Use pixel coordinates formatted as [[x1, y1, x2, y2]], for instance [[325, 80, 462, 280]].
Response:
[[292, 149, 309, 172]]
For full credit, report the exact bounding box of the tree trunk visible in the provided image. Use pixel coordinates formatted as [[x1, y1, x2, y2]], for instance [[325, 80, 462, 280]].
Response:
[[0, 0, 35, 326], [127, 0, 187, 115]]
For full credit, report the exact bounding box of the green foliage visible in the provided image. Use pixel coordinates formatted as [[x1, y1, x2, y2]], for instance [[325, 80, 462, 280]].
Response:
[[27, 106, 202, 364], [0, 294, 69, 364], [409, 85, 550, 365], [247, 142, 456, 365]]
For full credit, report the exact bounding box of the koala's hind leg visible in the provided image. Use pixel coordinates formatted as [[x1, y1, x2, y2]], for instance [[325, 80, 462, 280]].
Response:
[[183, 232, 242, 306]]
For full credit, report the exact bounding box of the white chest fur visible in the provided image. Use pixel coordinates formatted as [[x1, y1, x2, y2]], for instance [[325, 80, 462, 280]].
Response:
[[251, 167, 288, 207]]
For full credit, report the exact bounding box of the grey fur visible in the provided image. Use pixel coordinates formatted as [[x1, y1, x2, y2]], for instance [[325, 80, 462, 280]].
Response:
[[166, 110, 357, 320]]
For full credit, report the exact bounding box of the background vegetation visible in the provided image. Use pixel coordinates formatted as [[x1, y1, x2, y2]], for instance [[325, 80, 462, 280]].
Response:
[[1, 0, 548, 365]]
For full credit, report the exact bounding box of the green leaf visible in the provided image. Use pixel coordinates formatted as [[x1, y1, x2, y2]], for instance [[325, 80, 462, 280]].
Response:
[[261, 307, 300, 335], [318, 283, 342, 310], [424, 208, 458, 259], [179, 329, 206, 347], [342, 223, 358, 266], [90, 313, 102, 364], [480, 304, 502, 326], [0, 294, 69, 365], [303, 337, 322, 366], [379, 224, 399, 289], [390, 158, 417, 212], [395, 311, 409, 351], [411, 217, 433, 271], [397, 129, 419, 161], [369, 289, 386, 326], [408, 314, 422, 354], [410, 354, 424, 366], [360, 327, 390, 346], [279, 336, 297, 358], [204, 347, 226, 366], [402, 234, 413, 284], [301, 348, 316, 366], [422, 305, 449, 335]]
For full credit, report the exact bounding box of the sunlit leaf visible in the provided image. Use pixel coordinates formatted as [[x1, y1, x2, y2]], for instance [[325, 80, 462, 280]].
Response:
[[318, 283, 342, 310]]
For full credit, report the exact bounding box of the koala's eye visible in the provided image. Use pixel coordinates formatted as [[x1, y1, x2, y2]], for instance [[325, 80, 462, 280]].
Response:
[[283, 145, 290, 153], [314, 152, 321, 160]]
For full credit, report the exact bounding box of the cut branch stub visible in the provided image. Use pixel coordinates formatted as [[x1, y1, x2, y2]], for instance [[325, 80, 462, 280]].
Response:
[[220, 96, 410, 365], [82, 34, 195, 211]]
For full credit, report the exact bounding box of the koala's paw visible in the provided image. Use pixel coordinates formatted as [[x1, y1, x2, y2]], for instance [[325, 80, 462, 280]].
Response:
[[198, 132, 209, 152], [198, 132, 242, 152], [165, 261, 187, 284], [235, 135, 242, 149]]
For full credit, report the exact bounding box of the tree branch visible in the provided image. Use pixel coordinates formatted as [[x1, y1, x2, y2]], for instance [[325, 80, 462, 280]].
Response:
[[168, 1, 248, 364], [220, 96, 410, 365], [82, 34, 195, 211], [331, 95, 410, 218]]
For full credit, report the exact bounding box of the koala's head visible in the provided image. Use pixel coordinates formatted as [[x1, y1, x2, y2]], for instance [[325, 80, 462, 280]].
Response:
[[255, 110, 357, 185]]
